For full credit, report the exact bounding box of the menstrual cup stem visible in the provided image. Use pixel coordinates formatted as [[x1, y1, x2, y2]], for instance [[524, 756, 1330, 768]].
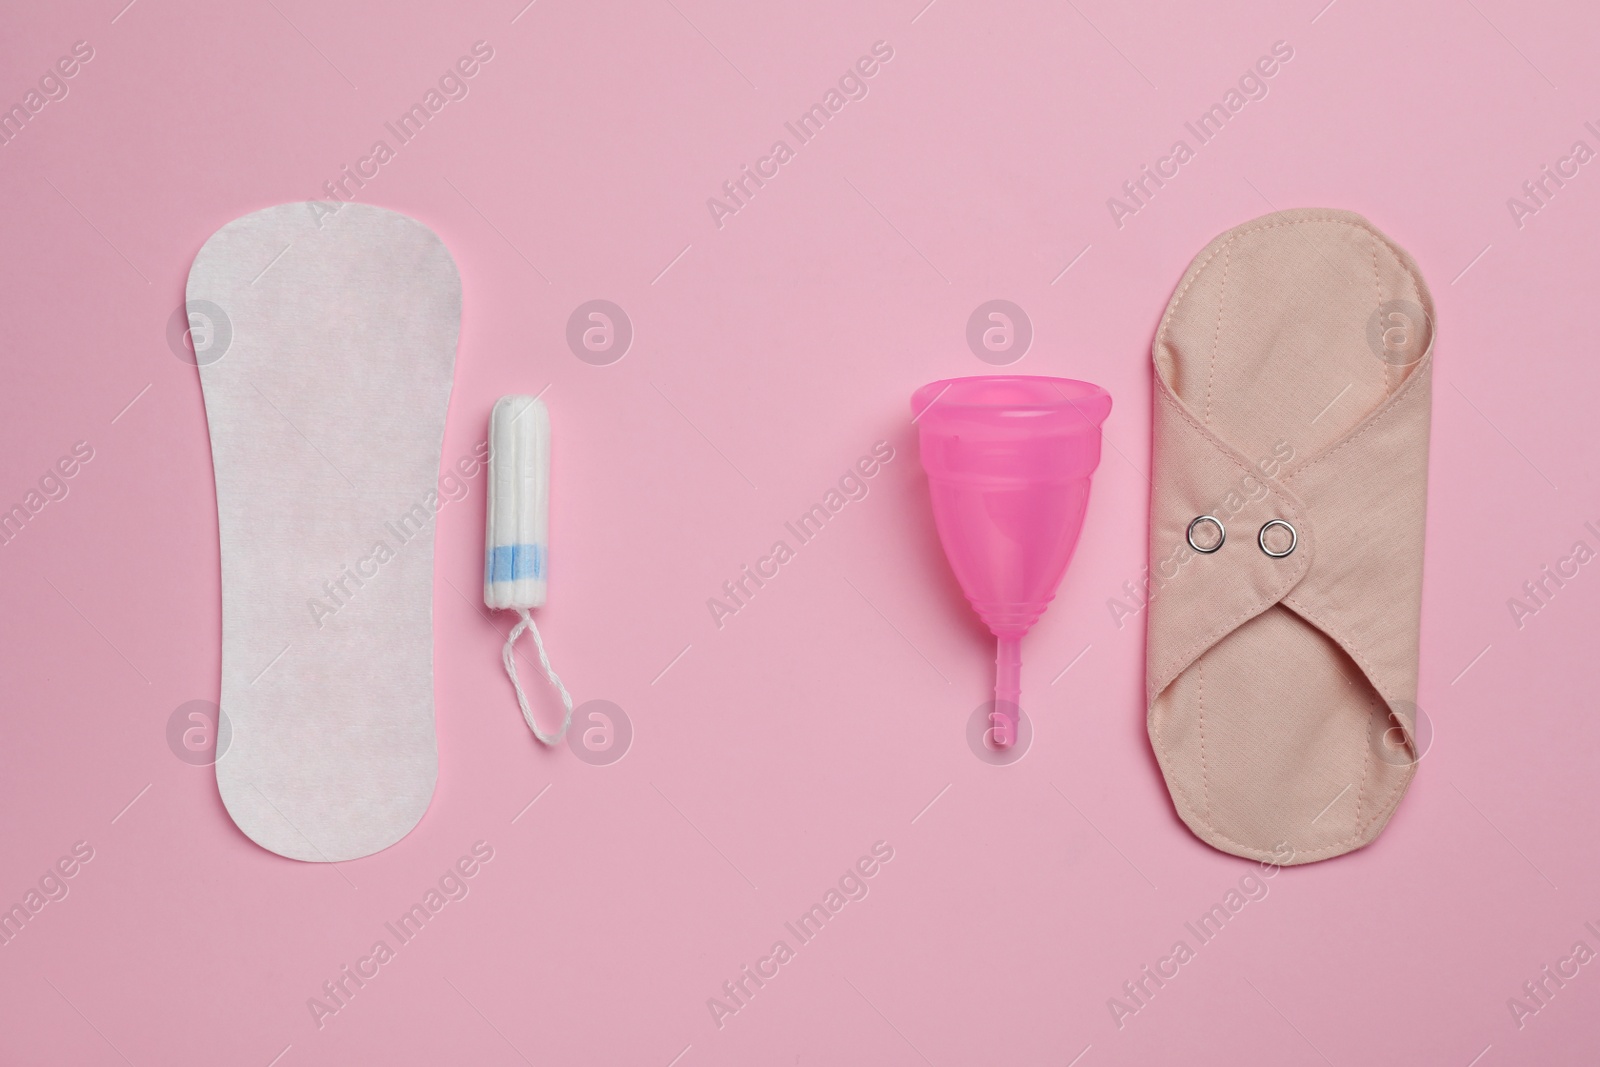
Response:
[[994, 635, 1022, 748]]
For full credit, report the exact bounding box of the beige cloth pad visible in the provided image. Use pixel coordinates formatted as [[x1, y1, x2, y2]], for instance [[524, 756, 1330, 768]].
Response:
[[1147, 209, 1434, 865]]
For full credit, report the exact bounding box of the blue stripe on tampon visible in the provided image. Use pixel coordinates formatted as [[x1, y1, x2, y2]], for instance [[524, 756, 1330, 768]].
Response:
[[485, 543, 546, 584]]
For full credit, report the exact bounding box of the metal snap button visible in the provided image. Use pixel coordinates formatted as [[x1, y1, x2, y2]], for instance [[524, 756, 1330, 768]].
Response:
[[1186, 515, 1225, 554], [1258, 519, 1297, 558]]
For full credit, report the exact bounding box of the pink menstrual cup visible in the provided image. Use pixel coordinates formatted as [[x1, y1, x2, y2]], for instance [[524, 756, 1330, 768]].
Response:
[[912, 376, 1111, 745]]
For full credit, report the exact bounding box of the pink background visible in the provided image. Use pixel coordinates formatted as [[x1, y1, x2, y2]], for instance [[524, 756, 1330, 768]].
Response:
[[3, 0, 1598, 1063]]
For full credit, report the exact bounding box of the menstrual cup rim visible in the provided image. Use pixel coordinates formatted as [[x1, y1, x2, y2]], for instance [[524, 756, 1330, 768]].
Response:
[[912, 375, 1111, 422]]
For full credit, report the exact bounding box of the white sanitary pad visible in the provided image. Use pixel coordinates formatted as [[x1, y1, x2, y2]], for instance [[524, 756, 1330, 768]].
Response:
[[191, 202, 460, 862]]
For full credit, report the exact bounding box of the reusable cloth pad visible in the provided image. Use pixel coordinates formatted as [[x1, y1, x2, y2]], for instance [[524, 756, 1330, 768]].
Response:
[[1147, 208, 1434, 865], [191, 203, 460, 862]]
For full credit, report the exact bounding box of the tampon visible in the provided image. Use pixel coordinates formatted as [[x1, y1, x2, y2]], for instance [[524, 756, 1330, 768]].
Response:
[[485, 395, 549, 610], [485, 395, 572, 745]]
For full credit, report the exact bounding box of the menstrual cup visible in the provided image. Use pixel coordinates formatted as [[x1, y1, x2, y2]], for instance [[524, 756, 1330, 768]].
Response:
[[912, 376, 1111, 745]]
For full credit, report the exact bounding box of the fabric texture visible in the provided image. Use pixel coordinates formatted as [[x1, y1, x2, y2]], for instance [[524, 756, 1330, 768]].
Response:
[[192, 202, 460, 862], [1146, 208, 1435, 865]]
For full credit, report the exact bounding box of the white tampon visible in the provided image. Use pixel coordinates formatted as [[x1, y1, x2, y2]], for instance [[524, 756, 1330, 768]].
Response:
[[485, 395, 572, 745]]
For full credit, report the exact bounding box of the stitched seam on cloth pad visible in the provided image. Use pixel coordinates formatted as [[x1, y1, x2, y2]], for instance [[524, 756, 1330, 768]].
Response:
[[1155, 214, 1406, 357]]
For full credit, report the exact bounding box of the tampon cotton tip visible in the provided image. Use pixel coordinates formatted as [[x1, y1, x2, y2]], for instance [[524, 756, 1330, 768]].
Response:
[[485, 395, 572, 745]]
